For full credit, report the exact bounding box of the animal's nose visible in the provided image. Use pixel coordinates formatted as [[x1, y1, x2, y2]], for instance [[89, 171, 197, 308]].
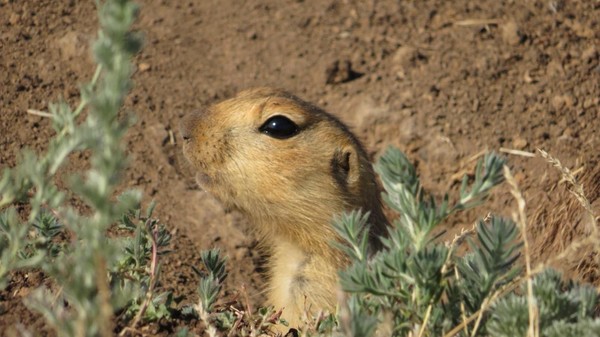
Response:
[[180, 111, 203, 141]]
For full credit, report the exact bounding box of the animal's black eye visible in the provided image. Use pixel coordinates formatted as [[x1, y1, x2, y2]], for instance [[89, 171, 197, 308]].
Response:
[[259, 115, 299, 139]]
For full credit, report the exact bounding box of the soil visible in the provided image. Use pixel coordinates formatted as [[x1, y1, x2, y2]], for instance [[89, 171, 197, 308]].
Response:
[[1, 0, 599, 335]]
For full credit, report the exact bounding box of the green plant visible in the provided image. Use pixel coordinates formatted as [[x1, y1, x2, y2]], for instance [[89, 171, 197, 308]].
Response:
[[0, 0, 176, 335], [116, 200, 175, 323], [190, 248, 292, 336], [196, 248, 228, 313], [332, 147, 600, 336], [487, 269, 600, 337]]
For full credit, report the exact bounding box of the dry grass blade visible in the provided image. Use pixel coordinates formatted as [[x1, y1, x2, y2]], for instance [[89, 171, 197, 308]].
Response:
[[470, 296, 490, 337], [444, 223, 477, 251], [536, 149, 597, 235], [448, 151, 487, 186], [453, 266, 470, 337], [417, 304, 434, 337], [26, 109, 53, 118], [454, 19, 502, 26], [536, 148, 599, 268], [440, 222, 480, 337], [443, 275, 523, 337], [499, 147, 536, 158], [503, 165, 538, 337]]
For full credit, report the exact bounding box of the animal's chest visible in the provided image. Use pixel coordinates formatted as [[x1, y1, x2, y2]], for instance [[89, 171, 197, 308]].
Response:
[[270, 241, 311, 306]]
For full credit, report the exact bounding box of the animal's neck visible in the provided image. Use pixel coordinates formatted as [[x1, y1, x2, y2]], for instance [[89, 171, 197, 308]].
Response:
[[262, 216, 344, 259], [267, 237, 340, 321]]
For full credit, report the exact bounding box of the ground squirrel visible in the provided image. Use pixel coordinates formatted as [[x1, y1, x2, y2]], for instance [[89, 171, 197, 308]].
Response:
[[181, 87, 388, 329]]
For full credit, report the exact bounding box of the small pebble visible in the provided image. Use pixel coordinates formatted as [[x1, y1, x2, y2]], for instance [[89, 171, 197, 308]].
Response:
[[138, 62, 151, 72], [513, 137, 528, 149], [501, 21, 522, 45]]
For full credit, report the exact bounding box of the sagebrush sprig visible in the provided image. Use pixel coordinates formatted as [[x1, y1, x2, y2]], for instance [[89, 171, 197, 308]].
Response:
[[374, 147, 506, 251], [0, 0, 165, 336], [0, 208, 46, 288], [487, 269, 600, 337], [21, 0, 143, 333], [449, 217, 522, 316], [333, 211, 372, 264], [334, 148, 600, 337]]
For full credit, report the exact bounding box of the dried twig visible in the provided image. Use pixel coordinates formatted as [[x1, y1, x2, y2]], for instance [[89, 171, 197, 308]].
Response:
[[96, 255, 114, 337], [168, 130, 176, 145]]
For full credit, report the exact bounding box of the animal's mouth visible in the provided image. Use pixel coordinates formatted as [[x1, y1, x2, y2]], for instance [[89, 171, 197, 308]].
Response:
[[182, 142, 193, 162], [182, 144, 211, 185]]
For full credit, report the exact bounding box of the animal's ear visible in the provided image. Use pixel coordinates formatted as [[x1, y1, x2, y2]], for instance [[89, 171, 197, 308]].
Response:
[[331, 146, 361, 190]]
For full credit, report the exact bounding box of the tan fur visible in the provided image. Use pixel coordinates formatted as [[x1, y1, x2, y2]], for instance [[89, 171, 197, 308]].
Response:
[[181, 87, 388, 330]]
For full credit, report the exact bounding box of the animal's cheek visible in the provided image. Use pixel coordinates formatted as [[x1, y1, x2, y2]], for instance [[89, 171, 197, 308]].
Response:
[[201, 138, 226, 168]]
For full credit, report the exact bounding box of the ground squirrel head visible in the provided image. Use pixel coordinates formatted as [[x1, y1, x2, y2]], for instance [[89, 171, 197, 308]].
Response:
[[182, 87, 386, 247]]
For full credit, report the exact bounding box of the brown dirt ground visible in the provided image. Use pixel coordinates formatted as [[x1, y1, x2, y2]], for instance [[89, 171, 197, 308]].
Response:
[[1, 0, 599, 335]]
